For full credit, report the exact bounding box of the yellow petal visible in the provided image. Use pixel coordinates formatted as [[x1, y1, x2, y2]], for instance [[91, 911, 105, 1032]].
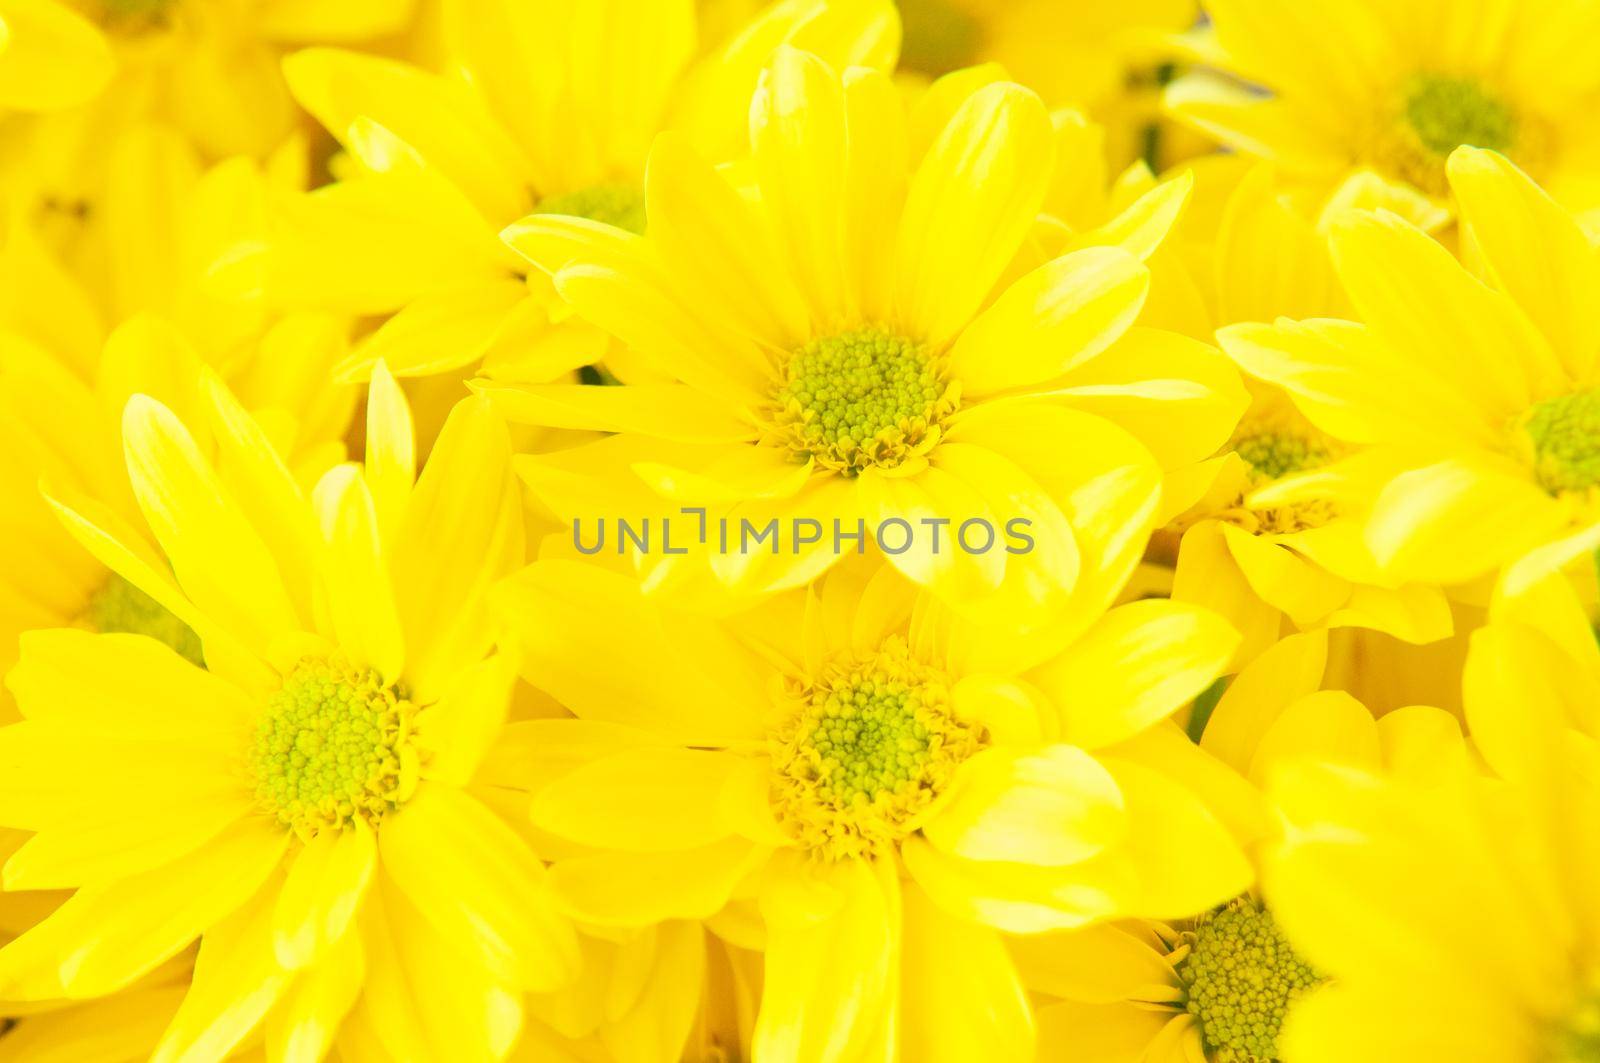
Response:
[[923, 746, 1125, 867], [1032, 600, 1240, 750], [311, 465, 404, 682], [548, 838, 766, 927], [272, 824, 377, 969], [754, 856, 899, 1063], [263, 923, 365, 1063], [0, 0, 112, 111], [532, 747, 744, 852], [361, 361, 414, 546], [899, 883, 1033, 1063], [895, 82, 1054, 349], [0, 817, 286, 1000], [151, 874, 291, 1063], [1200, 629, 1327, 772], [948, 247, 1148, 397], [378, 785, 579, 992], [123, 395, 300, 659]]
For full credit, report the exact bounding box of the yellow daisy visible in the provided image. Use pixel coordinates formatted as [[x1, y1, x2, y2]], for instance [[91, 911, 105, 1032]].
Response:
[[1218, 147, 1600, 590], [494, 553, 1252, 1061], [1169, 0, 1600, 225], [0, 368, 578, 1059], [0, 314, 354, 718], [0, 0, 113, 113], [263, 0, 899, 383], [1266, 604, 1600, 1061], [488, 49, 1244, 617], [1017, 629, 1470, 1062], [1162, 167, 1451, 666]]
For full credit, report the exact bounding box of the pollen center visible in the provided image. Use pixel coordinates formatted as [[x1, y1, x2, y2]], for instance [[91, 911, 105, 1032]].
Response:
[[1177, 899, 1323, 1063], [533, 183, 646, 235], [1234, 431, 1333, 484], [96, 0, 176, 31], [248, 657, 418, 838], [1378, 74, 1518, 195], [1522, 390, 1600, 494], [767, 328, 959, 476], [770, 638, 984, 861], [81, 574, 204, 667]]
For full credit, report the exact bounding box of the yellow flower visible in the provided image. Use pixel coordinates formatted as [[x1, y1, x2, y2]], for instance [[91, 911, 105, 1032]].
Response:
[[1218, 147, 1600, 590], [1017, 629, 1470, 1062], [263, 0, 899, 384], [0, 0, 113, 112], [1162, 167, 1452, 666], [1266, 593, 1600, 1061], [0, 368, 578, 1059], [1169, 0, 1600, 226], [494, 554, 1251, 1061], [488, 50, 1244, 617]]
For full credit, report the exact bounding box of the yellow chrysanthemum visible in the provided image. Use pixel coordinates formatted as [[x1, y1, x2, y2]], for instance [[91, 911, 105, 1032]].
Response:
[[486, 49, 1244, 618], [1017, 629, 1470, 1062], [1170, 0, 1600, 226], [1266, 591, 1600, 1061], [1158, 167, 1450, 667], [1219, 147, 1600, 590], [0, 369, 579, 1060], [492, 549, 1251, 1062], [261, 0, 898, 386]]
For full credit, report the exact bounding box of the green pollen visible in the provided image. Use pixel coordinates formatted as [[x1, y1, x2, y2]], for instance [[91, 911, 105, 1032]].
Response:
[[83, 574, 203, 667], [1523, 390, 1600, 494], [897, 0, 983, 76], [772, 640, 983, 860], [771, 328, 957, 475], [1403, 75, 1516, 158], [1177, 899, 1323, 1063], [1233, 432, 1333, 483], [248, 657, 417, 837], [533, 183, 646, 235]]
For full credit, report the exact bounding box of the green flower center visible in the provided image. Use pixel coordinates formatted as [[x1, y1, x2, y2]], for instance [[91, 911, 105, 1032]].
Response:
[[533, 183, 646, 235], [771, 639, 983, 860], [897, 0, 983, 76], [1233, 431, 1334, 484], [1177, 899, 1323, 1063], [97, 0, 176, 31], [1522, 390, 1600, 494], [249, 657, 418, 838], [81, 574, 203, 667], [1404, 75, 1517, 158], [1552, 986, 1600, 1062], [768, 328, 959, 475]]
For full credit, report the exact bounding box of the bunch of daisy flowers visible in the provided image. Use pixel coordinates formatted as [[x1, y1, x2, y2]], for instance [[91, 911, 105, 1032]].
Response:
[[1, 0, 1600, 1060]]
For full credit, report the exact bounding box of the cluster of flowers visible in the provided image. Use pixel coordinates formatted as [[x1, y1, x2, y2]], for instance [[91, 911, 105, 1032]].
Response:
[[1, 0, 1598, 1060]]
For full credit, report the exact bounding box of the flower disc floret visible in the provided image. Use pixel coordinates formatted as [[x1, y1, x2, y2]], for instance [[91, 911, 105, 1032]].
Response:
[[1222, 426, 1339, 534], [768, 328, 959, 475], [249, 657, 419, 837], [1377, 74, 1520, 195], [771, 638, 984, 861], [533, 183, 647, 235], [1177, 899, 1323, 1063], [1522, 390, 1600, 495]]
